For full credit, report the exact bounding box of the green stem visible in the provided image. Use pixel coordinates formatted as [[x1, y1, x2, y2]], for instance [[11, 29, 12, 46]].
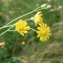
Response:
[[0, 28, 11, 36], [5, 10, 36, 26], [4, 5, 42, 26], [0, 25, 14, 36], [30, 28, 36, 32], [0, 25, 13, 29], [8, 30, 16, 32]]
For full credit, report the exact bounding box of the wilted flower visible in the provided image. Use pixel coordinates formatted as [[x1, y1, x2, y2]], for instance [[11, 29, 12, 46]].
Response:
[[0, 42, 5, 46]]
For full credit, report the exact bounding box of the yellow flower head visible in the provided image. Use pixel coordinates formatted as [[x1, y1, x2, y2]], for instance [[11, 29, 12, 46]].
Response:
[[37, 23, 51, 42], [5, 0, 12, 2], [0, 12, 3, 15], [15, 20, 30, 36], [18, 7, 21, 10], [21, 41, 25, 45], [34, 11, 43, 26], [0, 42, 5, 46], [9, 11, 13, 14]]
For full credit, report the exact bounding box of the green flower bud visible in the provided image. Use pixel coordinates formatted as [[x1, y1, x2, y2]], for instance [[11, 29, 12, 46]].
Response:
[[45, 5, 51, 9], [41, 4, 47, 8]]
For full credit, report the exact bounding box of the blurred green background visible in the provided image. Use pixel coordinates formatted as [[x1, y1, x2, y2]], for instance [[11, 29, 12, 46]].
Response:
[[0, 0, 63, 63]]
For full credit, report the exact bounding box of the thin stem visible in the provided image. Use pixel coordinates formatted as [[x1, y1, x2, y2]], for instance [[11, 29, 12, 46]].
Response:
[[12, 40, 18, 56], [30, 28, 36, 32], [26, 18, 31, 21], [0, 28, 11, 36], [0, 25, 14, 36], [4, 5, 42, 26], [8, 30, 15, 31], [0, 25, 13, 29], [5, 10, 36, 26]]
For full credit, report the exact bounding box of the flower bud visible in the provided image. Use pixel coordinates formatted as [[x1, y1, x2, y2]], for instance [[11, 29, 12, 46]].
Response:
[[41, 4, 47, 8], [45, 5, 51, 9], [0, 42, 5, 46], [21, 41, 25, 45]]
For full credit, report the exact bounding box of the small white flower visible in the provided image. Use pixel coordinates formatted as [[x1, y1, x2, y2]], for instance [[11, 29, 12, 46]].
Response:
[[57, 5, 62, 10], [41, 4, 47, 8], [50, 9, 54, 11], [47, 0, 51, 2], [36, 4, 39, 7]]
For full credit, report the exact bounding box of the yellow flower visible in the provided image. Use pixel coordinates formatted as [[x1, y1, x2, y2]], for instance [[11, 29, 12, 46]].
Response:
[[34, 11, 43, 26], [5, 0, 12, 2], [21, 41, 25, 45], [9, 11, 13, 14], [37, 23, 51, 42], [0, 42, 5, 46], [0, 12, 3, 15], [18, 7, 21, 10], [15, 20, 30, 36]]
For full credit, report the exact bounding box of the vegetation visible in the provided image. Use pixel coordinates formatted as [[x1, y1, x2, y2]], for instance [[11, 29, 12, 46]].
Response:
[[0, 0, 63, 63]]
